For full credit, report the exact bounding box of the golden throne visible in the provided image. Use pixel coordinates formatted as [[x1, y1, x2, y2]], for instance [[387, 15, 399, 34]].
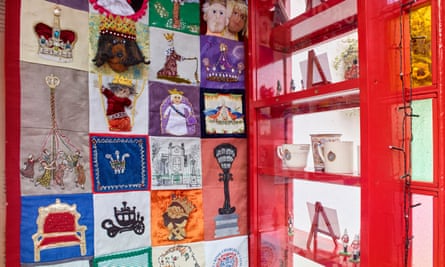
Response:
[[32, 198, 87, 262]]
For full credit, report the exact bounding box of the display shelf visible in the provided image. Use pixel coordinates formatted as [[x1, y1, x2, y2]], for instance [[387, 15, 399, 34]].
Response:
[[258, 167, 360, 187], [270, 0, 357, 53], [291, 229, 360, 267], [255, 80, 359, 114]]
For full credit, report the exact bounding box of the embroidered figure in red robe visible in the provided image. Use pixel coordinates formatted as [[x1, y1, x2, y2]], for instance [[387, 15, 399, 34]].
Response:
[[102, 76, 136, 132], [157, 33, 184, 79]]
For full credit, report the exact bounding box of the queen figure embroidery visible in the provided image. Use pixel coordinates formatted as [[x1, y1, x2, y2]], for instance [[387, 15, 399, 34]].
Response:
[[160, 88, 197, 136]]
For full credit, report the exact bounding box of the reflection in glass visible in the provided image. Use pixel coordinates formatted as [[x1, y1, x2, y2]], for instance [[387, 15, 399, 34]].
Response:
[[410, 5, 432, 87]]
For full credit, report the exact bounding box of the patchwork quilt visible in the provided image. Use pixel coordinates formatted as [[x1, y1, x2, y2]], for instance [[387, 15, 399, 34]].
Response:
[[5, 0, 250, 265]]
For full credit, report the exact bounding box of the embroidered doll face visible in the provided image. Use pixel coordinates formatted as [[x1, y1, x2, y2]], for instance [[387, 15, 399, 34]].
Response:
[[203, 1, 228, 35], [227, 2, 247, 35], [171, 94, 183, 104], [116, 87, 131, 98]]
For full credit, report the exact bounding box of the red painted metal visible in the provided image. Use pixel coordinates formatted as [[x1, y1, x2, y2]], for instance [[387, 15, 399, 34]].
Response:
[[433, 0, 445, 265], [248, 0, 444, 266], [5, 0, 23, 266]]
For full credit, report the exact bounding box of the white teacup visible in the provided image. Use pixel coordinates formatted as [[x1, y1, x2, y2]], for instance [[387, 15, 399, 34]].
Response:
[[276, 144, 310, 169], [317, 141, 353, 174]]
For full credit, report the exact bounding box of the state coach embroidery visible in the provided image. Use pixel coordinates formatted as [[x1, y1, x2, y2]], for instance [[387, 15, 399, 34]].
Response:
[[91, 135, 148, 192], [102, 201, 145, 237]]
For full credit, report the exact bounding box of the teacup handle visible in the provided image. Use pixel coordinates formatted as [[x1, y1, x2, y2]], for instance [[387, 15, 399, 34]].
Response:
[[316, 142, 325, 163], [276, 146, 284, 159]]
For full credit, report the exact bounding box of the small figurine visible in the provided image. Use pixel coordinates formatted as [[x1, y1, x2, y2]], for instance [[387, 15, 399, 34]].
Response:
[[290, 79, 296, 92], [339, 229, 350, 255], [349, 234, 360, 263], [288, 211, 294, 236], [276, 80, 282, 95]]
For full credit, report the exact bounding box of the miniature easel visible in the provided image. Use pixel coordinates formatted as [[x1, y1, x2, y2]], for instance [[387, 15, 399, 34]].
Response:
[[273, 0, 289, 26], [306, 0, 327, 11], [306, 0, 314, 11], [306, 50, 330, 88], [306, 201, 338, 249]]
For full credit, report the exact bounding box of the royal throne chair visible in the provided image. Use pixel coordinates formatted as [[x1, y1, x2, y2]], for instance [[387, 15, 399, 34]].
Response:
[[32, 198, 87, 262]]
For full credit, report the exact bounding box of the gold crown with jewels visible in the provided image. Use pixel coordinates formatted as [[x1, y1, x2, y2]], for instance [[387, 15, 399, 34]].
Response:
[[99, 15, 137, 40]]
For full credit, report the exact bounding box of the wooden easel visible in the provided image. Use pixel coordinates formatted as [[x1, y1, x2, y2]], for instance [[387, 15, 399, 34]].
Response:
[[306, 0, 328, 11], [306, 50, 330, 88], [306, 201, 338, 249]]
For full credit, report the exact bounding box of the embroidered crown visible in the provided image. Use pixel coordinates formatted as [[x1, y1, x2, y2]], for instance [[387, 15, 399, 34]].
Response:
[[168, 88, 184, 95], [111, 75, 134, 87], [163, 33, 174, 42], [99, 15, 137, 40], [204, 43, 243, 83], [34, 6, 76, 63], [170, 195, 196, 215]]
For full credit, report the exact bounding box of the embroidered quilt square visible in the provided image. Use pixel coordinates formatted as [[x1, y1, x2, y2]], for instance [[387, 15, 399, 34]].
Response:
[[149, 0, 200, 35], [149, 81, 201, 137], [201, 88, 246, 137], [205, 235, 249, 267], [149, 28, 201, 85], [93, 247, 152, 267], [94, 191, 151, 256], [19, 63, 91, 195], [89, 74, 149, 134], [21, 0, 89, 70], [149, 136, 202, 190], [90, 134, 149, 192], [88, 12, 150, 79], [152, 242, 205, 266], [201, 138, 248, 240], [20, 194, 94, 263], [200, 35, 245, 89], [151, 190, 204, 246]]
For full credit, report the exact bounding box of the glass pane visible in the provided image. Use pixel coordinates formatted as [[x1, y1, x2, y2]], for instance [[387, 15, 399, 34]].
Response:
[[411, 5, 432, 87], [291, 31, 358, 92], [292, 180, 360, 264], [292, 108, 360, 173], [412, 194, 433, 267], [411, 99, 433, 182]]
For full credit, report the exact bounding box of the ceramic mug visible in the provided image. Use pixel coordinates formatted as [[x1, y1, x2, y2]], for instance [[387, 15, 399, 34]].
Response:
[[310, 134, 342, 171], [317, 141, 354, 174], [276, 144, 310, 169]]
